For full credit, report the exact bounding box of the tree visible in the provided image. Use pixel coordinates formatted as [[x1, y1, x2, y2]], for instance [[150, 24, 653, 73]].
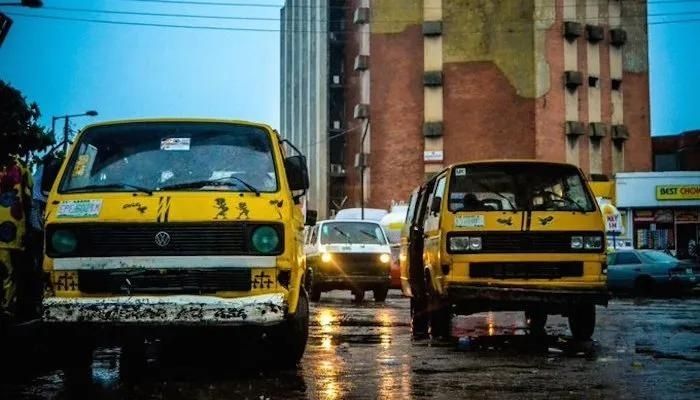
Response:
[[0, 80, 54, 160]]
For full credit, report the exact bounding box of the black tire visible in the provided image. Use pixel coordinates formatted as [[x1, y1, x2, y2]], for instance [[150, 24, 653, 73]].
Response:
[[568, 304, 596, 340], [410, 296, 429, 338], [373, 286, 389, 302], [61, 338, 94, 381], [352, 288, 365, 303], [426, 275, 451, 339], [120, 336, 147, 381], [309, 286, 321, 302], [525, 310, 548, 335], [634, 276, 654, 297], [276, 289, 309, 369]]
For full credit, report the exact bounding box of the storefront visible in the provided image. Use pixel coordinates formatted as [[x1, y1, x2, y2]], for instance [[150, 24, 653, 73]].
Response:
[[615, 172, 700, 260]]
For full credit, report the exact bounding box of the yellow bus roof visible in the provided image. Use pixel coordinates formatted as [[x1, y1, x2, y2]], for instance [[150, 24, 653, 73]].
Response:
[[79, 118, 276, 133]]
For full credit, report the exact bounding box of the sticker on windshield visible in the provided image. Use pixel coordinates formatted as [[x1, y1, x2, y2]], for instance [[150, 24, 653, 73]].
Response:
[[455, 167, 467, 176], [72, 155, 90, 177], [455, 215, 485, 228], [57, 199, 102, 218], [160, 138, 191, 151]]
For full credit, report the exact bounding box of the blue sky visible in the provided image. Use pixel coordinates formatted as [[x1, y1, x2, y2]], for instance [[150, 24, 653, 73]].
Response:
[[0, 1, 698, 137]]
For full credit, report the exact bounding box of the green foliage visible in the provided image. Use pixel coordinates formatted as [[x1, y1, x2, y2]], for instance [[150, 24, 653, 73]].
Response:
[[0, 80, 55, 160]]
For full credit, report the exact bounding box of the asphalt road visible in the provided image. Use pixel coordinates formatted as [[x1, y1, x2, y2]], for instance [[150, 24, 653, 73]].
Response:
[[2, 291, 699, 400]]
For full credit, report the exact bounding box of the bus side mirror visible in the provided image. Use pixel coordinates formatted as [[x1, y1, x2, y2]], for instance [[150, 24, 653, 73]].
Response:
[[305, 210, 317, 226], [40, 155, 63, 194], [430, 196, 442, 214], [285, 155, 309, 191]]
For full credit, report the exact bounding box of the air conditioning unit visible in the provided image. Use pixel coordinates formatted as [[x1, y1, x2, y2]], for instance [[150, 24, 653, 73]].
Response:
[[332, 120, 341, 130], [330, 164, 345, 176], [332, 75, 341, 85]]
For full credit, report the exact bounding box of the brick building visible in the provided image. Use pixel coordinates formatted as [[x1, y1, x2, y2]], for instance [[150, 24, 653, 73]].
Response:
[[653, 130, 700, 171], [281, 0, 651, 217]]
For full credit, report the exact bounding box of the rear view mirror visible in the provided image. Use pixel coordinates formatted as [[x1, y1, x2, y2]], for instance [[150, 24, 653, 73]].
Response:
[[40, 155, 63, 194], [285, 155, 310, 192], [305, 210, 317, 226], [430, 196, 442, 214]]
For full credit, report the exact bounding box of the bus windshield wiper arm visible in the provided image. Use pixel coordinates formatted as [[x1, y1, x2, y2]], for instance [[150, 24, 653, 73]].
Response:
[[63, 183, 153, 195], [474, 181, 517, 211], [160, 176, 260, 195]]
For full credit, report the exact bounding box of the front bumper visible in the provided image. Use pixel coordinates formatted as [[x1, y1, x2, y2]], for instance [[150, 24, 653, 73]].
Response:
[[313, 274, 390, 290], [42, 293, 287, 326], [446, 284, 609, 314]]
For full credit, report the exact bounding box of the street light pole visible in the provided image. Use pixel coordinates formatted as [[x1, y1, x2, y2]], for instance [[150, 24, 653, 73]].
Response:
[[62, 117, 70, 153], [50, 110, 98, 153]]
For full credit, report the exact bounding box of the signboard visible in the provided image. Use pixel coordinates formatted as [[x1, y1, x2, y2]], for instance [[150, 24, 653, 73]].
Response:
[[676, 211, 699, 223], [424, 150, 443, 162], [656, 185, 700, 201], [605, 214, 622, 233]]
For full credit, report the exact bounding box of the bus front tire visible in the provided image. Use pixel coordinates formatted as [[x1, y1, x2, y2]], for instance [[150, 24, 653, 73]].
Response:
[[568, 304, 596, 341], [276, 289, 309, 369], [373, 286, 389, 302], [525, 310, 548, 336]]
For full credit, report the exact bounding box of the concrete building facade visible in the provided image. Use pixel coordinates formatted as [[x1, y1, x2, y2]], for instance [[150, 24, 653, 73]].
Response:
[[281, 0, 651, 214]]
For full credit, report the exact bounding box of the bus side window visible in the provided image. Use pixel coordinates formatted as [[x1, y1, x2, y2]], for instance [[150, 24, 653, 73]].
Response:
[[424, 175, 446, 231]]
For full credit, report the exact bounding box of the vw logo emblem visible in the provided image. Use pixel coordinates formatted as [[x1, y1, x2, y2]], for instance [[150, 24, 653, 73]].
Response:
[[154, 231, 171, 247]]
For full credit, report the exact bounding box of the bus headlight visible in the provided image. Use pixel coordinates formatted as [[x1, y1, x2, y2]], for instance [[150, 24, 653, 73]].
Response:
[[51, 230, 78, 254], [571, 236, 584, 249], [379, 253, 391, 264], [469, 237, 482, 251], [251, 226, 280, 254], [584, 236, 603, 250]]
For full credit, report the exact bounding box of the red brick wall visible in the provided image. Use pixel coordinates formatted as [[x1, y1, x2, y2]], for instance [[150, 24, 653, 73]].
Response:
[[343, 0, 363, 208], [367, 25, 425, 209], [623, 72, 652, 171], [443, 61, 536, 164]]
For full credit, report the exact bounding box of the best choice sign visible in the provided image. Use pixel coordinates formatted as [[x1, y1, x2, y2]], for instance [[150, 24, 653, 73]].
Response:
[[656, 185, 700, 201]]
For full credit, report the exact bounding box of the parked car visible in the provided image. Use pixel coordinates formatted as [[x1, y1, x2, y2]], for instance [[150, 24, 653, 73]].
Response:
[[304, 219, 392, 302], [607, 250, 699, 296]]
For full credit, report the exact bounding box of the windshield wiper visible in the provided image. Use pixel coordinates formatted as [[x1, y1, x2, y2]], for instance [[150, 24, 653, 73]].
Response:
[[359, 229, 381, 243], [544, 191, 587, 213], [473, 181, 517, 211], [63, 183, 153, 196], [159, 176, 260, 195], [333, 227, 352, 244]]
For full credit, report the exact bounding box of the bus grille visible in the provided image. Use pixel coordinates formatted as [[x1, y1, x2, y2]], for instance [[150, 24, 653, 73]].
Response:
[[78, 269, 253, 294], [469, 262, 584, 279]]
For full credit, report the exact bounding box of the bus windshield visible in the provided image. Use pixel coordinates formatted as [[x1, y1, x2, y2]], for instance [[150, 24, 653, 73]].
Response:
[[59, 122, 278, 194], [449, 163, 596, 212]]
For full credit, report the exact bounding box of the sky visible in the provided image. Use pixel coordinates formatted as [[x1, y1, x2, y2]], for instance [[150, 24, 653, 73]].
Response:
[[0, 0, 699, 137]]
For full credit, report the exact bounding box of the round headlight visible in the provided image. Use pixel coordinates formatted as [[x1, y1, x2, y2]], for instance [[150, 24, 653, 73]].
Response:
[[379, 253, 391, 264], [251, 226, 280, 254], [571, 236, 584, 249], [52, 230, 77, 254], [321, 252, 332, 263]]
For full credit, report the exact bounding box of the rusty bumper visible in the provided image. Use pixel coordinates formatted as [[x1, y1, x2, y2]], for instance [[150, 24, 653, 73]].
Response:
[[42, 293, 287, 326]]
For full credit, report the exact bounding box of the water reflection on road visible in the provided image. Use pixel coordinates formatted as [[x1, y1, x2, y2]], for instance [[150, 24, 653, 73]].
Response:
[[1, 292, 699, 399]]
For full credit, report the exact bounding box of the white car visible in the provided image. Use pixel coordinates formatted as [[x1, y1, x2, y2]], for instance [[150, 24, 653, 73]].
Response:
[[304, 219, 392, 302]]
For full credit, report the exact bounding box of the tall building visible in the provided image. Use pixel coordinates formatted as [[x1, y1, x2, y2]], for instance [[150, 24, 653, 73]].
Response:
[[281, 0, 651, 216]]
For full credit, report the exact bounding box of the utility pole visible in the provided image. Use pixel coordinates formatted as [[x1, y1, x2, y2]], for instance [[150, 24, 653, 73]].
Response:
[[62, 117, 70, 153], [359, 119, 370, 220]]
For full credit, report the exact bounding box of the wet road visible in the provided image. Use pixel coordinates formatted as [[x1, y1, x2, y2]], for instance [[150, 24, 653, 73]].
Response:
[[2, 291, 700, 399]]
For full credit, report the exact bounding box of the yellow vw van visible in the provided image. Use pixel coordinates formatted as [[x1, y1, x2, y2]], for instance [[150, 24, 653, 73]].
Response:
[[400, 161, 608, 340], [41, 119, 314, 367]]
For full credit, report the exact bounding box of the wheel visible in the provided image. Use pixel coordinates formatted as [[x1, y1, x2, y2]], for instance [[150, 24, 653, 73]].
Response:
[[634, 276, 654, 297], [373, 286, 389, 302], [410, 296, 429, 338], [429, 298, 452, 339], [61, 338, 94, 382], [525, 310, 548, 335], [275, 289, 309, 369], [568, 304, 596, 340], [120, 336, 147, 381], [352, 288, 365, 303], [309, 286, 321, 302]]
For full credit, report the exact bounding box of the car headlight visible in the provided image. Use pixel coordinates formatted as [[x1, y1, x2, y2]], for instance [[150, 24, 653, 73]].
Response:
[[571, 236, 583, 249], [321, 252, 332, 263], [449, 236, 481, 252], [51, 229, 78, 254], [379, 253, 391, 264], [251, 226, 280, 254], [584, 236, 603, 250]]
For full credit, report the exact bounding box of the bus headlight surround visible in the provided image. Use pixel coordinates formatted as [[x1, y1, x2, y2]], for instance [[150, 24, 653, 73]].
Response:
[[379, 253, 391, 264], [51, 229, 78, 254], [449, 236, 481, 252], [251, 226, 280, 254]]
